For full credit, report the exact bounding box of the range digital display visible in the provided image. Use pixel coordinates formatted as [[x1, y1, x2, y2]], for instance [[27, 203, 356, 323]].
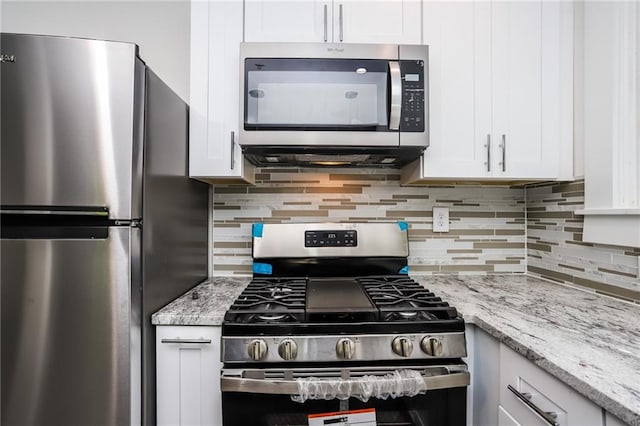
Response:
[[305, 230, 357, 247]]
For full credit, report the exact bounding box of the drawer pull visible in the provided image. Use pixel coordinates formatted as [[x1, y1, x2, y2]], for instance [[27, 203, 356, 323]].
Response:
[[507, 384, 559, 426], [161, 338, 212, 344]]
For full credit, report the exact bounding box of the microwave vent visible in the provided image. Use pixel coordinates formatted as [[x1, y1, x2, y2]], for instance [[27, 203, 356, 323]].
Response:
[[294, 154, 371, 163]]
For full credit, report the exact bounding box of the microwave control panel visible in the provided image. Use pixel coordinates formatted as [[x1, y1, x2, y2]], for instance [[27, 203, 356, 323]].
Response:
[[399, 60, 425, 132], [305, 230, 357, 247]]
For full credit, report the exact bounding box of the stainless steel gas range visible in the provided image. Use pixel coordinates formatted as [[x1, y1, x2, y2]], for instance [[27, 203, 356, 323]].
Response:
[[220, 222, 469, 426]]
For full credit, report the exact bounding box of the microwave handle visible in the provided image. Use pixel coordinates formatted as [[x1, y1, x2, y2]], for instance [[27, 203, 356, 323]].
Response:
[[389, 61, 402, 130]]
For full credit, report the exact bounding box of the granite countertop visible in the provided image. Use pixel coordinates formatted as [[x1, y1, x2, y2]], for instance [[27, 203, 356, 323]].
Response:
[[152, 275, 640, 425]]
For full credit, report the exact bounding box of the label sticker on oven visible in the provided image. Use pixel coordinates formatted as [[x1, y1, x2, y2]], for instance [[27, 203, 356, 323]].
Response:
[[308, 408, 376, 426]]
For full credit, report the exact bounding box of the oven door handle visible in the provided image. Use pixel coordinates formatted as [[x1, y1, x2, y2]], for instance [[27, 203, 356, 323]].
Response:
[[220, 371, 469, 395]]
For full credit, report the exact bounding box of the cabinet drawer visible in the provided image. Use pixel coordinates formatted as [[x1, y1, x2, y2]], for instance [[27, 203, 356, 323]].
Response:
[[499, 404, 523, 426], [499, 344, 602, 426]]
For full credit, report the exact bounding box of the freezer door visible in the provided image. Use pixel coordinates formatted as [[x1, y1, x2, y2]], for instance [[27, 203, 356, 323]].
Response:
[[0, 33, 143, 220], [1, 227, 140, 426]]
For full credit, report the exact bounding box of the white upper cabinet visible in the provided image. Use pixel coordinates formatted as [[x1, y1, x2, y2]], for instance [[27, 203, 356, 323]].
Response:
[[245, 1, 330, 42], [244, 0, 421, 44], [189, 1, 254, 183], [410, 0, 573, 182], [421, 1, 491, 178], [335, 1, 421, 44]]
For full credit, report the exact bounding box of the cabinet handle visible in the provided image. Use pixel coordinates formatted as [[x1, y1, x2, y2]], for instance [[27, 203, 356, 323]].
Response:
[[500, 134, 506, 172], [323, 4, 328, 42], [230, 131, 236, 170], [339, 4, 344, 42], [161, 338, 212, 344], [507, 385, 559, 426], [485, 134, 491, 172]]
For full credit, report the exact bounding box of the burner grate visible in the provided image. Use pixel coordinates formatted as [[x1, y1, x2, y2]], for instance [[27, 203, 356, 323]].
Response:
[[358, 276, 460, 321], [224, 275, 460, 325], [224, 277, 307, 323]]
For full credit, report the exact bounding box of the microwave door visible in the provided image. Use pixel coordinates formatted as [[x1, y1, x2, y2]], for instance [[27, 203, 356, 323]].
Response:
[[243, 58, 391, 132]]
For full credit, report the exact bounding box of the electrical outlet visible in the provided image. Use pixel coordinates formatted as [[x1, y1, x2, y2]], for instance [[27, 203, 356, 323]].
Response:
[[432, 207, 449, 232]]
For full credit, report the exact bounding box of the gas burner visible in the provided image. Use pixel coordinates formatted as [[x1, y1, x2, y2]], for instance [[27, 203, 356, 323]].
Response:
[[384, 310, 439, 322], [269, 287, 292, 299], [256, 313, 287, 321], [250, 313, 298, 323]]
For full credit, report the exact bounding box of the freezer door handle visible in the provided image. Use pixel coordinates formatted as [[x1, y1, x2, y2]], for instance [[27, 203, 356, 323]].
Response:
[[0, 207, 108, 216]]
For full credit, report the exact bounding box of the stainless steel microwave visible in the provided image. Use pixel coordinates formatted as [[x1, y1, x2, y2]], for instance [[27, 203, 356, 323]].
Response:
[[239, 43, 429, 167]]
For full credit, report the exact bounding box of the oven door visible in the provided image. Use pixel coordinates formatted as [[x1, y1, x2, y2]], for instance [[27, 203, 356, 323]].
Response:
[[221, 364, 469, 426]]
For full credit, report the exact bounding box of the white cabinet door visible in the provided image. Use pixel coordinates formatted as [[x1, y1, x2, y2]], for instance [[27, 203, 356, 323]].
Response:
[[411, 0, 573, 183], [156, 326, 222, 426], [491, 1, 571, 179], [245, 0, 420, 44], [604, 412, 627, 426], [190, 1, 254, 183], [422, 1, 492, 178], [499, 344, 603, 426], [336, 0, 421, 44], [245, 0, 331, 42]]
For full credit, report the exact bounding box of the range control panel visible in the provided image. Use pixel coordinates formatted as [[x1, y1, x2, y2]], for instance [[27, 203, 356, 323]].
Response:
[[399, 60, 425, 132], [305, 230, 357, 247]]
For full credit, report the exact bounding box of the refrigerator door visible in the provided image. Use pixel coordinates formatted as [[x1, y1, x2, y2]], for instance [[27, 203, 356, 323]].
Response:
[[0, 33, 142, 220], [1, 226, 141, 426]]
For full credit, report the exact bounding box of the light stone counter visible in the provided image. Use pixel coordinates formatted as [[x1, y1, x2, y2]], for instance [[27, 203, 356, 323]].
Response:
[[151, 277, 249, 326], [152, 274, 640, 425]]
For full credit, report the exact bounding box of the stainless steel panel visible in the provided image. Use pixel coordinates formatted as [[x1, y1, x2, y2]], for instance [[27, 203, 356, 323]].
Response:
[[141, 69, 209, 426], [222, 333, 468, 363], [240, 42, 399, 60], [240, 128, 400, 147], [0, 34, 139, 219], [252, 222, 409, 259], [1, 227, 134, 426], [400, 44, 430, 148]]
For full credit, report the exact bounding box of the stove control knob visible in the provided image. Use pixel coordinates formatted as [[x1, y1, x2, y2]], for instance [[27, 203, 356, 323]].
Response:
[[336, 338, 356, 360], [277, 339, 298, 360], [247, 339, 268, 361], [421, 337, 444, 357], [392, 337, 414, 357]]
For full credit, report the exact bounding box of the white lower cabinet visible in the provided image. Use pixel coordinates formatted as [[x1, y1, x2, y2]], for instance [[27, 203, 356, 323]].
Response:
[[468, 326, 615, 426], [499, 404, 524, 426], [604, 412, 628, 426], [469, 325, 501, 426], [499, 344, 603, 426], [156, 326, 222, 426]]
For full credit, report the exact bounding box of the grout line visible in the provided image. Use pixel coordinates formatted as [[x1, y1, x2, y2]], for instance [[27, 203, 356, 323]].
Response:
[[524, 185, 529, 273]]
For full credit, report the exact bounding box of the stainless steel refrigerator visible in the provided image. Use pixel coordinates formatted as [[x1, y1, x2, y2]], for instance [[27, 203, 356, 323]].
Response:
[[0, 33, 209, 426]]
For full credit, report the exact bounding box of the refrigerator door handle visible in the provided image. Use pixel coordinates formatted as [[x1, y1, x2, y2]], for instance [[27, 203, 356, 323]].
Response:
[[0, 208, 109, 216]]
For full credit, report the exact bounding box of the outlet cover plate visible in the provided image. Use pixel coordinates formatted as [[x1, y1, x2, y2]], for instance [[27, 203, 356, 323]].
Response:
[[433, 207, 449, 232]]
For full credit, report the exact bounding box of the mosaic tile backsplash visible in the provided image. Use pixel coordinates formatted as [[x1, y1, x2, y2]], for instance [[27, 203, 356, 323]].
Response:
[[526, 180, 640, 303], [212, 170, 640, 303], [213, 168, 526, 276]]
